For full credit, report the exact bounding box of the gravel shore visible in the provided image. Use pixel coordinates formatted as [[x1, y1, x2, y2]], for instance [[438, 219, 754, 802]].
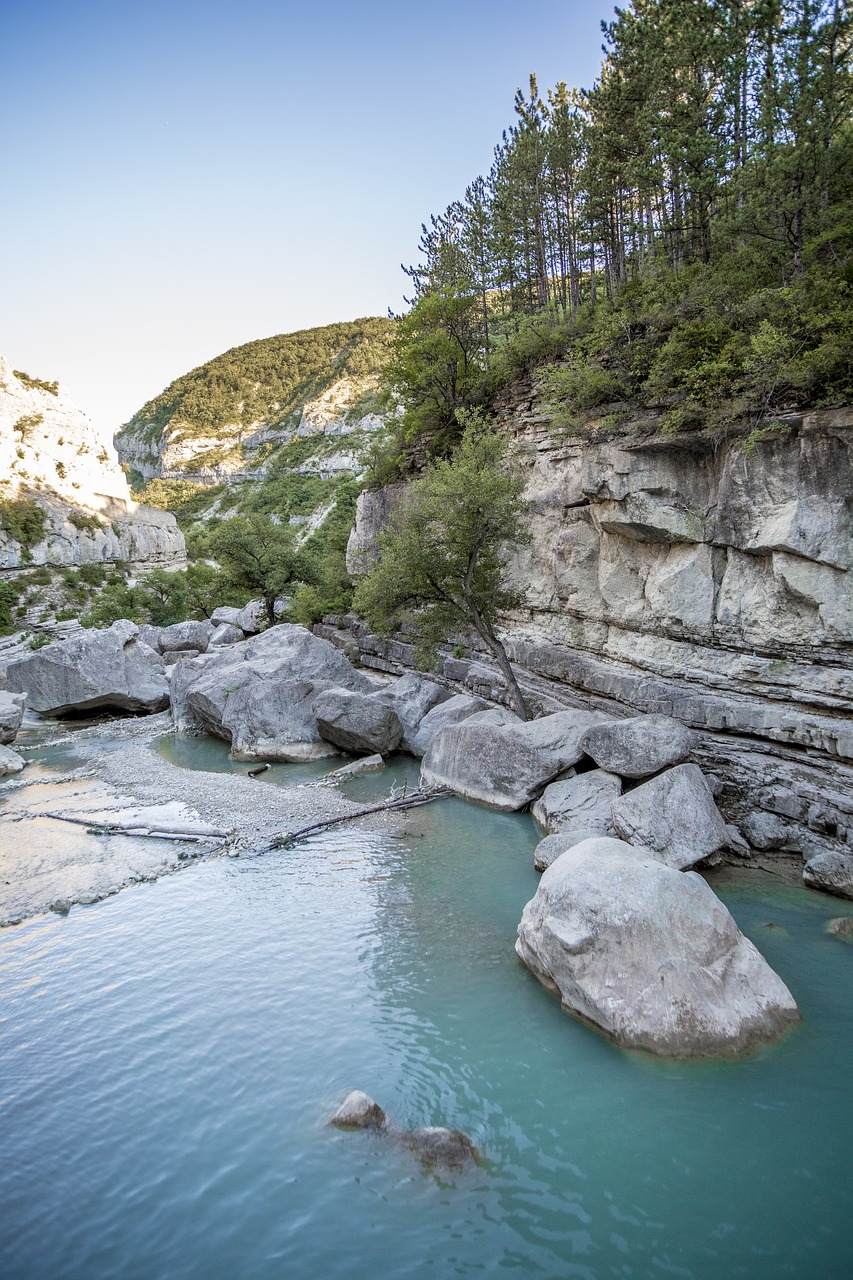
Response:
[[0, 712, 406, 926]]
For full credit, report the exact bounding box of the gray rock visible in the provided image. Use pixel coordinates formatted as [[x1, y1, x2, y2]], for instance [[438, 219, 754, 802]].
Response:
[[533, 828, 609, 871], [161, 649, 201, 665], [0, 744, 26, 776], [516, 837, 801, 1057], [580, 714, 696, 778], [180, 624, 371, 761], [803, 852, 853, 900], [5, 621, 169, 716], [330, 1091, 386, 1129], [725, 824, 751, 858], [157, 619, 213, 654], [741, 810, 793, 851], [168, 653, 215, 733], [137, 624, 163, 651], [465, 707, 523, 728], [519, 709, 614, 772], [531, 770, 622, 834], [420, 721, 564, 811], [314, 688, 404, 755], [235, 600, 267, 634], [0, 690, 26, 744], [403, 1127, 479, 1168], [374, 673, 451, 753], [210, 606, 242, 626], [611, 764, 729, 870], [325, 753, 386, 779], [408, 694, 490, 758], [826, 916, 853, 940], [208, 623, 243, 647]]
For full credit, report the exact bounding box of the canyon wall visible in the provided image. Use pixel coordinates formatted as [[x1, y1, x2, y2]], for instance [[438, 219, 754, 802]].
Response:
[[340, 400, 853, 863]]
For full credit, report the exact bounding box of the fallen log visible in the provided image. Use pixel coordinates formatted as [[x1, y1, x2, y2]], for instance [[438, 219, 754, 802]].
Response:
[[41, 811, 230, 843], [266, 786, 450, 850]]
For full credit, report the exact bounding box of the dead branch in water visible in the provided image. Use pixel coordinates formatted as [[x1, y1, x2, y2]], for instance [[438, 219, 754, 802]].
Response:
[[40, 811, 229, 843], [267, 786, 450, 850]]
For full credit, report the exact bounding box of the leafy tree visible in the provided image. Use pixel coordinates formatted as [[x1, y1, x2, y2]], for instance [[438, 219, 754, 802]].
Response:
[[205, 515, 316, 627], [354, 418, 530, 719]]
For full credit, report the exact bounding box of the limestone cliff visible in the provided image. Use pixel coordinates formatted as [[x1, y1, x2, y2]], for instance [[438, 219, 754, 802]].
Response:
[[342, 400, 852, 864], [0, 358, 185, 570]]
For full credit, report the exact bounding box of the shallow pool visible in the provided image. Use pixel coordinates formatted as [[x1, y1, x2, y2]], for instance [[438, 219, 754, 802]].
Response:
[[1, 763, 851, 1279]]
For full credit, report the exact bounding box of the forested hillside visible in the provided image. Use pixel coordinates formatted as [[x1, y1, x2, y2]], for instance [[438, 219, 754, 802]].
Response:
[[377, 0, 851, 474]]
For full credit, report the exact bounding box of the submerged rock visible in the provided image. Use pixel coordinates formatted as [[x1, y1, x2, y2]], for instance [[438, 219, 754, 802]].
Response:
[[516, 837, 800, 1058], [325, 753, 386, 779], [330, 1092, 478, 1168], [0, 690, 26, 744], [580, 714, 695, 778], [826, 916, 853, 940], [611, 763, 728, 869], [330, 1091, 386, 1129], [803, 852, 853, 900], [5, 620, 169, 716]]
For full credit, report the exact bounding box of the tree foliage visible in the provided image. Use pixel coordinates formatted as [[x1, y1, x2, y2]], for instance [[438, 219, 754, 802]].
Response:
[[354, 418, 530, 718], [377, 0, 851, 465], [205, 515, 317, 626]]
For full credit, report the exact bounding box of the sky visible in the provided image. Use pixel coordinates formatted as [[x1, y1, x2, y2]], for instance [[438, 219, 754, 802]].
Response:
[[1, 0, 615, 439]]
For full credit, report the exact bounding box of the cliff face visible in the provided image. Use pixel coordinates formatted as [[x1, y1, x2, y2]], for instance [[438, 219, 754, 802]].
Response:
[[0, 358, 185, 570], [344, 401, 853, 863], [115, 373, 385, 486]]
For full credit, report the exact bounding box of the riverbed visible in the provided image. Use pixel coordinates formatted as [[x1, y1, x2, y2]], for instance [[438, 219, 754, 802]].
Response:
[[1, 733, 851, 1278]]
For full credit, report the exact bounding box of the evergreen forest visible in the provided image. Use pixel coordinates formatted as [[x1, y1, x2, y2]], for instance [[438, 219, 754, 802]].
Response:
[[378, 0, 852, 473]]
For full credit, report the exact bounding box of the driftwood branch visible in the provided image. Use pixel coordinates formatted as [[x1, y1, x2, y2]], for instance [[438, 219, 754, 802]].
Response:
[[267, 786, 450, 850], [41, 811, 229, 843]]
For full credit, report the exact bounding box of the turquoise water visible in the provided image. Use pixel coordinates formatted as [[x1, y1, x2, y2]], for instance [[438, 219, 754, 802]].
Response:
[[1, 751, 852, 1279], [154, 732, 337, 785]]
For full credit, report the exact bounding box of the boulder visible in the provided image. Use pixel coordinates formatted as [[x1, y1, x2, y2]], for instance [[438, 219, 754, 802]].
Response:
[[0, 690, 26, 744], [742, 811, 794, 851], [580, 714, 696, 778], [515, 837, 801, 1057], [168, 653, 215, 734], [420, 720, 563, 811], [314, 688, 403, 755], [210, 606, 242, 626], [208, 623, 243, 647], [826, 916, 853, 940], [330, 1091, 386, 1129], [521, 709, 614, 772], [235, 600, 267, 634], [157, 619, 212, 654], [465, 707, 523, 728], [531, 770, 622, 834], [803, 852, 853, 900], [408, 693, 490, 758], [403, 1127, 479, 1169], [0, 744, 26, 776], [137, 623, 163, 651], [533, 828, 609, 872], [161, 649, 201, 664], [179, 624, 371, 761], [5, 621, 169, 716], [325, 753, 386, 779], [374, 673, 451, 753], [611, 763, 729, 869]]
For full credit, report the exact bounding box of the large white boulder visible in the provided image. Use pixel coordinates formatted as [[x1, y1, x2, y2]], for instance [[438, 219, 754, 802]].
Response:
[[157, 619, 212, 654], [408, 694, 490, 758], [374, 673, 451, 753], [531, 769, 622, 834], [580, 714, 696, 778], [516, 838, 800, 1057], [611, 763, 729, 869], [178, 624, 371, 761], [0, 691, 26, 744], [420, 710, 617, 812], [803, 852, 853, 900], [314, 688, 403, 755], [0, 744, 26, 776], [5, 621, 169, 716]]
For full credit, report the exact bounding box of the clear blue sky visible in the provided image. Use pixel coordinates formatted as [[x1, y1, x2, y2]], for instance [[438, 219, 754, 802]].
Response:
[[1, 0, 614, 436]]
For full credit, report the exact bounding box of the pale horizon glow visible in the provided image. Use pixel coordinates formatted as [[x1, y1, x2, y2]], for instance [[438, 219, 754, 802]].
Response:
[[1, 0, 614, 440]]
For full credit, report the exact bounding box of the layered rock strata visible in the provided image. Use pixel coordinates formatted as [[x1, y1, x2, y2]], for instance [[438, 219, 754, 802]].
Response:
[[336, 405, 853, 863]]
